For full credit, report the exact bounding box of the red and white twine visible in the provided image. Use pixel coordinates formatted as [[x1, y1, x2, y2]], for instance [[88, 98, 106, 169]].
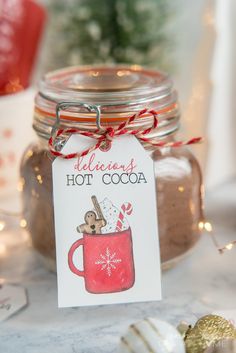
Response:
[[48, 108, 202, 159]]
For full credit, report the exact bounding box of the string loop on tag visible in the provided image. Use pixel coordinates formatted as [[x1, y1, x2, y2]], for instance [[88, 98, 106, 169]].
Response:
[[49, 103, 202, 159]]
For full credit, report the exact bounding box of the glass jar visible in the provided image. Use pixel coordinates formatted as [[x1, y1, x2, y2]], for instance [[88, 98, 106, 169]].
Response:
[[20, 65, 203, 271]]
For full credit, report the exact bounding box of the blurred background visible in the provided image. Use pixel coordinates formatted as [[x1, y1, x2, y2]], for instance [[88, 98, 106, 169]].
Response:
[[0, 0, 235, 207]]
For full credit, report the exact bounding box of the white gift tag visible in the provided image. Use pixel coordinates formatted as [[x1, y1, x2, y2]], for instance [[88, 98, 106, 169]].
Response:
[[0, 284, 27, 321], [53, 135, 162, 307]]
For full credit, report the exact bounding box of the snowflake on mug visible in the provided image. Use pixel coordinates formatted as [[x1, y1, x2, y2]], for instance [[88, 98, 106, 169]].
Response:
[[95, 248, 122, 277]]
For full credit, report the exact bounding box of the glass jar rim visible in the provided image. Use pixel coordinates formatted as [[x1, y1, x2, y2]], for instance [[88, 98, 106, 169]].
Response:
[[34, 65, 180, 140], [39, 64, 174, 106]]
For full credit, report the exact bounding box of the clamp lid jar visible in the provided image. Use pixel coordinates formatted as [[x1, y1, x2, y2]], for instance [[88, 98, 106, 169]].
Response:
[[20, 65, 203, 271]]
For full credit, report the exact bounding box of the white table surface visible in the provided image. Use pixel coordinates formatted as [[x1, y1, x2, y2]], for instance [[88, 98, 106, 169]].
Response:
[[0, 180, 236, 353]]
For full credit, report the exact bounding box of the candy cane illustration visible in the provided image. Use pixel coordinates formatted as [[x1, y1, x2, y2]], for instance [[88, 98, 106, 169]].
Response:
[[116, 202, 133, 232]]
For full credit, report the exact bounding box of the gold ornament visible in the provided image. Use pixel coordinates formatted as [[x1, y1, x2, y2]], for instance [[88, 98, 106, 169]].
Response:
[[205, 338, 236, 353], [184, 315, 236, 353]]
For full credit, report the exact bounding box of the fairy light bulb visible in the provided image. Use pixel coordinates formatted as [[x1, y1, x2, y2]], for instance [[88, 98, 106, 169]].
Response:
[[198, 221, 204, 230], [17, 177, 25, 192], [225, 243, 234, 251], [201, 219, 236, 254], [220, 241, 236, 253], [36, 174, 43, 184], [204, 222, 212, 232], [0, 221, 6, 232], [20, 219, 27, 228]]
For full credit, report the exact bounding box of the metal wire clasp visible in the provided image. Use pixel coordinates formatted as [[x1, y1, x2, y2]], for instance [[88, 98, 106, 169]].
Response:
[[52, 101, 103, 134], [51, 101, 103, 150]]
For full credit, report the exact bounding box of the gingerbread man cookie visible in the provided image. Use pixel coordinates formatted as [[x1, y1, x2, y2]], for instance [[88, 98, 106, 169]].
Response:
[[77, 211, 106, 235]]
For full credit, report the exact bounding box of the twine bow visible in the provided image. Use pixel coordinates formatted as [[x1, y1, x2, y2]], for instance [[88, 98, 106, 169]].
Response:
[[49, 108, 202, 159]]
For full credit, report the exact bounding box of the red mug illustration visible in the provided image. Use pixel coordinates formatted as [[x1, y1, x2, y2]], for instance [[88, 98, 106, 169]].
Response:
[[68, 228, 135, 294]]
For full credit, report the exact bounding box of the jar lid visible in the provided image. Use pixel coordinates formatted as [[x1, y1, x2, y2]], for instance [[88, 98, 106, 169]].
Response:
[[39, 65, 175, 107], [34, 65, 179, 139]]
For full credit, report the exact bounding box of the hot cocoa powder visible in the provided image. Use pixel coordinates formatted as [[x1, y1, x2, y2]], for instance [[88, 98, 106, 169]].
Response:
[[20, 143, 202, 271]]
